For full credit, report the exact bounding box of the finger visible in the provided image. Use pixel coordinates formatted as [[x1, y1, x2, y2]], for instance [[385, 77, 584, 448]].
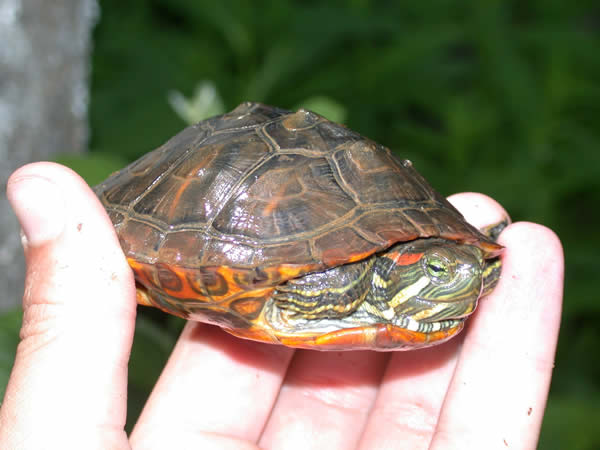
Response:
[[430, 223, 563, 449], [130, 323, 294, 449], [358, 342, 459, 449], [447, 192, 511, 230], [258, 350, 388, 450], [359, 192, 509, 449], [0, 163, 136, 449]]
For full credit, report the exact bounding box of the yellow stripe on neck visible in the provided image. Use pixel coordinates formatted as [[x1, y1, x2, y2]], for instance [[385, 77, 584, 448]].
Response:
[[389, 276, 430, 309]]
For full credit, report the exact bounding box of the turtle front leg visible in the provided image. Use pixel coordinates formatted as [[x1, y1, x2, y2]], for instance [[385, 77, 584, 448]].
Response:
[[273, 257, 375, 319]]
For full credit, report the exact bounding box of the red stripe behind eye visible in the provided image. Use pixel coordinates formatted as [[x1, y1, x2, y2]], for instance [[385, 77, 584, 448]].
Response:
[[387, 251, 424, 266]]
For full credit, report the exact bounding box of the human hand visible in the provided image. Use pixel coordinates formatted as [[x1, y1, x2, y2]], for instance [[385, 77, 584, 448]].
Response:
[[1, 162, 563, 449]]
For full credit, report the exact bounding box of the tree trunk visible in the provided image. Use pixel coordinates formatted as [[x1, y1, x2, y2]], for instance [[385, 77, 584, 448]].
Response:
[[0, 0, 98, 310]]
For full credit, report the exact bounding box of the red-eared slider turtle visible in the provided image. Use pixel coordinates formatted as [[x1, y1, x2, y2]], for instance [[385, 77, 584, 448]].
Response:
[[95, 102, 504, 351]]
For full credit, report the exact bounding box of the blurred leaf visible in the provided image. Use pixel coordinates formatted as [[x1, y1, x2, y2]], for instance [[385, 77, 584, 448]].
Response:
[[0, 308, 22, 400], [126, 311, 183, 431], [296, 96, 347, 123], [128, 313, 180, 391], [54, 153, 129, 186], [168, 80, 226, 125], [540, 394, 600, 450]]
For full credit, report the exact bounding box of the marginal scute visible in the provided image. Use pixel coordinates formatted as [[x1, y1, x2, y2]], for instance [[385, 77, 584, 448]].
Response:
[[260, 240, 314, 267], [117, 219, 164, 262], [159, 231, 205, 266], [202, 238, 256, 267], [356, 210, 419, 244], [314, 226, 379, 266]]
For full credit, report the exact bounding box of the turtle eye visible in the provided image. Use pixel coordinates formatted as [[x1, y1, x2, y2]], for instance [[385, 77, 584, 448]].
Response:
[[423, 252, 455, 284]]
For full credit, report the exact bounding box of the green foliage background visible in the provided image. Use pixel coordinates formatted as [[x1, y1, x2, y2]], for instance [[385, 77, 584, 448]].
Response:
[[2, 0, 599, 446]]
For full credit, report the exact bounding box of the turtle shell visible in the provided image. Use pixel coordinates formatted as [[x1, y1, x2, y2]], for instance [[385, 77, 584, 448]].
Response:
[[95, 102, 502, 349]]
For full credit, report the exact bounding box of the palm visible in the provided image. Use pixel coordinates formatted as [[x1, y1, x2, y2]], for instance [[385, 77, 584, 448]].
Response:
[[1, 163, 563, 450]]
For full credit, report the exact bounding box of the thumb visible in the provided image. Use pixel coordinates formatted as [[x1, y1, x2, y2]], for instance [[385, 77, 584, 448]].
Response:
[[0, 162, 136, 449]]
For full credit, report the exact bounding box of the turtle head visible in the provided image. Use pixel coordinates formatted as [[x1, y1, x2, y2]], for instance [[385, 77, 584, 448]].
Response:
[[257, 237, 494, 350], [367, 239, 486, 332]]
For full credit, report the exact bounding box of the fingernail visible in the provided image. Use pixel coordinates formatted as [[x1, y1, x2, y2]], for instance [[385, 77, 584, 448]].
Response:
[[7, 175, 66, 247]]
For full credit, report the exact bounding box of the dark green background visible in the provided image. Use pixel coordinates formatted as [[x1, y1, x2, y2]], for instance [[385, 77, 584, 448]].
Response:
[[3, 1, 599, 447]]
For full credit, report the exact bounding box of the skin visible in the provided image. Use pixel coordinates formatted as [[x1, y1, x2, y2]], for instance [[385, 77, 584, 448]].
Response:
[[0, 162, 563, 450]]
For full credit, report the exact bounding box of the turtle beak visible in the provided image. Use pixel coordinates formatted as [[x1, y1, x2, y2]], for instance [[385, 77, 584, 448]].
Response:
[[479, 240, 504, 258]]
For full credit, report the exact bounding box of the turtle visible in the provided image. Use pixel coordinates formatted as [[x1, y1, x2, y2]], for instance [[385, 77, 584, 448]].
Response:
[[94, 102, 505, 351]]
